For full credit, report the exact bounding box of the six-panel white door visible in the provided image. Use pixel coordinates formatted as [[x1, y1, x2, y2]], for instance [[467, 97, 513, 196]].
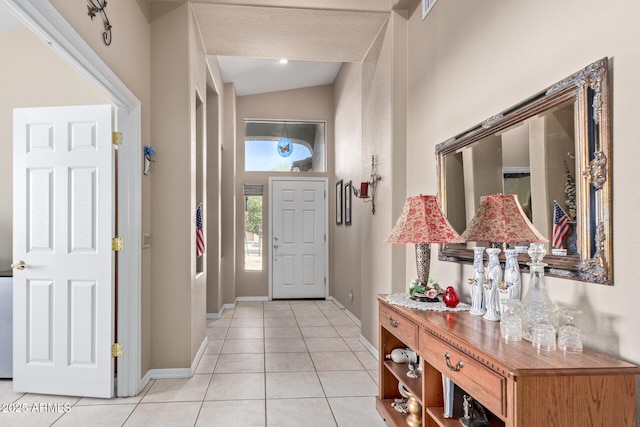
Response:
[[13, 105, 115, 398], [271, 179, 327, 299]]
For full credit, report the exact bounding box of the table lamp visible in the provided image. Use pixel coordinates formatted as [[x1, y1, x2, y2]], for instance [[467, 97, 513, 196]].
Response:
[[385, 195, 464, 286], [461, 194, 547, 321]]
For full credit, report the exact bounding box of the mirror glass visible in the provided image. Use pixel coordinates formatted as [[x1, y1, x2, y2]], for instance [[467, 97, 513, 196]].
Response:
[[437, 59, 612, 285]]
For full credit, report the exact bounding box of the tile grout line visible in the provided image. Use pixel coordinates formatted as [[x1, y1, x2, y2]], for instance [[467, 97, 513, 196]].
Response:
[[262, 302, 268, 426]]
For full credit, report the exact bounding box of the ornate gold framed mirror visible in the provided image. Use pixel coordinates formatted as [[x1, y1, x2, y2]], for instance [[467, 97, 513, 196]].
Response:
[[437, 58, 612, 285]]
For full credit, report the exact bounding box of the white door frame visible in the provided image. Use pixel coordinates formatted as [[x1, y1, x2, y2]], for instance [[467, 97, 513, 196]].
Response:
[[2, 0, 142, 397], [268, 177, 329, 300]]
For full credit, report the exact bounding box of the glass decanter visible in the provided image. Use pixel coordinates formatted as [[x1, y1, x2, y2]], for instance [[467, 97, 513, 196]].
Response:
[[521, 243, 558, 342]]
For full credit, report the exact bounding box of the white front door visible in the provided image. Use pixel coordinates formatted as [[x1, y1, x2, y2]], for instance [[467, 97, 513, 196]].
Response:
[[13, 105, 115, 398], [271, 179, 327, 299]]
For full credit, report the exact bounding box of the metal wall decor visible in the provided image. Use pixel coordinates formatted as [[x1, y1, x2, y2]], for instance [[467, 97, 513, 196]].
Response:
[[352, 155, 383, 214], [87, 0, 112, 45]]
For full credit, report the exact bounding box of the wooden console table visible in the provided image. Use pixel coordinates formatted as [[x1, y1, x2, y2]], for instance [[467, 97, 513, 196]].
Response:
[[377, 295, 639, 427]]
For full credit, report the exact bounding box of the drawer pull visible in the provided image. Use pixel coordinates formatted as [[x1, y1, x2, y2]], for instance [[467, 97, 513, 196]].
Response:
[[389, 316, 400, 328], [444, 352, 464, 372]]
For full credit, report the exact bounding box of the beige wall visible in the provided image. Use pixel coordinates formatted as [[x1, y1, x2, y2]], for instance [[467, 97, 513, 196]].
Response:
[[333, 62, 364, 317], [359, 11, 408, 347], [406, 0, 640, 375], [0, 27, 109, 270], [332, 10, 408, 345], [149, 2, 224, 368], [150, 2, 191, 369], [49, 0, 153, 376], [221, 82, 237, 306], [205, 58, 226, 314], [189, 7, 208, 362], [233, 85, 335, 298]]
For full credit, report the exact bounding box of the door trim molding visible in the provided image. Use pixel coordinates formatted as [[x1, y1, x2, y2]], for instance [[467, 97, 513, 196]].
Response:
[[2, 0, 142, 397], [268, 177, 329, 300]]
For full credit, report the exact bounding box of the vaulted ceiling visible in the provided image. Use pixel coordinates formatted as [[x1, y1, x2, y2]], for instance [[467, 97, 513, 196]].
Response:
[[188, 0, 394, 95], [168, 0, 411, 95]]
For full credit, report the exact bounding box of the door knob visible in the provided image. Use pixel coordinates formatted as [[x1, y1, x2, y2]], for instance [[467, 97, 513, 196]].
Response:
[[11, 260, 27, 270]]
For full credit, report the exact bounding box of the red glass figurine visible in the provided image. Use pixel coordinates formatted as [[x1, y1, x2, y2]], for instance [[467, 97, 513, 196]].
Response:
[[443, 286, 460, 308]]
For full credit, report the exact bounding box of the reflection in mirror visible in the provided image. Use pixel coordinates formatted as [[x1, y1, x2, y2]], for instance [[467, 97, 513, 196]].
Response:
[[437, 59, 612, 285]]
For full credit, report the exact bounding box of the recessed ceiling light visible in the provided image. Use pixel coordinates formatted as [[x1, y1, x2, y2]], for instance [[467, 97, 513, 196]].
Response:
[[278, 58, 288, 64]]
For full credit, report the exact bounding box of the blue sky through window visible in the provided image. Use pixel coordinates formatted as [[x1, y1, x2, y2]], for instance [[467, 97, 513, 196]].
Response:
[[245, 139, 312, 171]]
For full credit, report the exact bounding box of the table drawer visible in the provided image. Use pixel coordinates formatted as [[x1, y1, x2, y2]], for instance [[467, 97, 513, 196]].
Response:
[[379, 304, 418, 349], [420, 329, 505, 417]]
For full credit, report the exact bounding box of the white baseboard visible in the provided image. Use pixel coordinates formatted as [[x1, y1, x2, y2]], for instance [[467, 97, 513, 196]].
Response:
[[328, 296, 361, 328], [236, 296, 269, 302], [189, 336, 209, 375], [208, 297, 267, 318], [206, 302, 238, 319], [139, 370, 151, 392], [147, 367, 192, 380], [359, 334, 378, 360], [327, 297, 377, 359], [147, 336, 208, 380]]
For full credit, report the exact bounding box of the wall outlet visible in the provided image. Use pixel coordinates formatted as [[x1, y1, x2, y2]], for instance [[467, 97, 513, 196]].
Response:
[[142, 233, 151, 248], [349, 290, 353, 302]]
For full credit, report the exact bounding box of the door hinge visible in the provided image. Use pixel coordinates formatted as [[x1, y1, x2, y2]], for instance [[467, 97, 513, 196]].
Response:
[[324, 277, 327, 285], [112, 343, 123, 358], [112, 237, 124, 251], [112, 131, 123, 146]]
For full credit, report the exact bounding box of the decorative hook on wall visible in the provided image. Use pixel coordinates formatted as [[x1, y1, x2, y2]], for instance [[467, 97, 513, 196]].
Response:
[[86, 0, 112, 45], [352, 155, 383, 214]]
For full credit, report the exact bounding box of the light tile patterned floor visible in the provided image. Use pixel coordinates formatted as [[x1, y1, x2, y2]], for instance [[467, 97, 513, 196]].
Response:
[[0, 300, 385, 426]]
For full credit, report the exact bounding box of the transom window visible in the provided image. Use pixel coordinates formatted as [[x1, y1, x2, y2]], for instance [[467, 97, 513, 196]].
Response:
[[244, 120, 326, 172]]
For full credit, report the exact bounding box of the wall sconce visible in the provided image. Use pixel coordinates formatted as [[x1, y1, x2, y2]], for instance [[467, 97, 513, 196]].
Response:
[[352, 155, 382, 214], [86, 0, 112, 45]]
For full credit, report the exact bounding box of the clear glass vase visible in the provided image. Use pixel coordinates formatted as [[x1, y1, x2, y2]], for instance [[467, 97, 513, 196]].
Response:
[[521, 243, 557, 341]]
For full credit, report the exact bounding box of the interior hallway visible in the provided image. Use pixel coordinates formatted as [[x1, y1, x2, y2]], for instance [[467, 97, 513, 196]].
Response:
[[0, 300, 385, 426]]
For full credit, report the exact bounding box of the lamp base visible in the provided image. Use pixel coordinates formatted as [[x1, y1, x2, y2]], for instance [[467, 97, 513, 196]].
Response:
[[415, 243, 431, 284]]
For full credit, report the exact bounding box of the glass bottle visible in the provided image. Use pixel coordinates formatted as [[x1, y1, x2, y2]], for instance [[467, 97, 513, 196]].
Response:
[[521, 243, 557, 341]]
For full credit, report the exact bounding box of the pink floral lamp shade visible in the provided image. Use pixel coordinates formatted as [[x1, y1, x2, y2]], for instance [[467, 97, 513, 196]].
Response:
[[461, 194, 548, 243], [385, 195, 464, 244], [385, 195, 464, 285]]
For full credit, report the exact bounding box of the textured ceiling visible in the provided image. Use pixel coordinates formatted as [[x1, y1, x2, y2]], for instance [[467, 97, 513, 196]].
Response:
[[192, 3, 389, 62]]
